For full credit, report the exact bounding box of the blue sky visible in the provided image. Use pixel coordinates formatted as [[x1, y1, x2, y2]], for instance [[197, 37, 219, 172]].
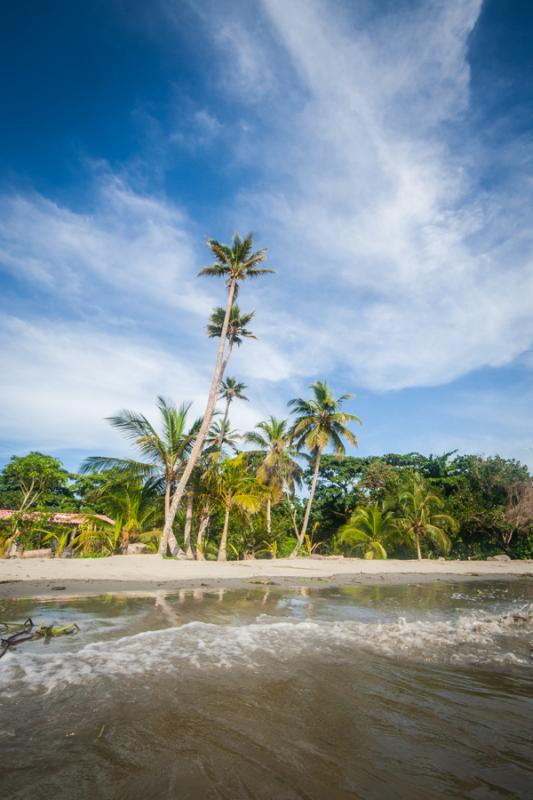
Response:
[[1, 0, 532, 471]]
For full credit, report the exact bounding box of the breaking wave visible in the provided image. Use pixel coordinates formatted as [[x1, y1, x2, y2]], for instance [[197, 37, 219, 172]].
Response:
[[1, 604, 532, 697]]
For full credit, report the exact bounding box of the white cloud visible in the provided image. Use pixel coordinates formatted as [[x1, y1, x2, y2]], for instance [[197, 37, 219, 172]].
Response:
[[169, 107, 223, 149], [0, 316, 204, 452], [0, 315, 277, 457], [1, 0, 533, 461], [0, 175, 214, 320], [203, 0, 533, 390]]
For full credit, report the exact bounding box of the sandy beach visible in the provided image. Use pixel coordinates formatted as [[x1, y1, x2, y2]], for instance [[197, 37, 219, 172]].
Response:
[[1, 555, 532, 598]]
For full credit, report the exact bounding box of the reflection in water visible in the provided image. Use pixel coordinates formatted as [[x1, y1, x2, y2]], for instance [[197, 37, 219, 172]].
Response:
[[154, 591, 180, 626], [1, 580, 532, 800]]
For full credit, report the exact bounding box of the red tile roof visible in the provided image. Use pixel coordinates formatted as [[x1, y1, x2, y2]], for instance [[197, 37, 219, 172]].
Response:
[[0, 510, 114, 525]]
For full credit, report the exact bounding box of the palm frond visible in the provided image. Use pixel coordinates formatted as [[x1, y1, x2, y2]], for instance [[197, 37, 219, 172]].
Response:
[[80, 456, 155, 477]]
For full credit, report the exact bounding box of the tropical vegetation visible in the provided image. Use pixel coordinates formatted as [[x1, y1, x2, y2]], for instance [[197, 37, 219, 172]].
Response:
[[1, 233, 532, 561]]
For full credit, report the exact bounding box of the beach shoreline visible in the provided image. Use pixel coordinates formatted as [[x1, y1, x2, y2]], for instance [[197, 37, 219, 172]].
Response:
[[1, 555, 532, 599]]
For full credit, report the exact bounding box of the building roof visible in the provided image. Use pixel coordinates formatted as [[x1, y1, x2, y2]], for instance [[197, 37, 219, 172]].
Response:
[[0, 510, 114, 525]]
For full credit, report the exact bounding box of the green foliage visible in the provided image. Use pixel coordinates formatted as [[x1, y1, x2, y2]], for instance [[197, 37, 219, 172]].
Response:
[[245, 416, 302, 506], [2, 443, 531, 560], [396, 474, 457, 559], [287, 381, 362, 551], [337, 505, 397, 559], [299, 452, 533, 559], [199, 233, 274, 284], [43, 528, 70, 557], [207, 306, 256, 346], [0, 452, 72, 510], [205, 419, 241, 453], [289, 381, 361, 456], [215, 454, 263, 509], [302, 524, 324, 555], [71, 517, 120, 556], [81, 397, 199, 487]]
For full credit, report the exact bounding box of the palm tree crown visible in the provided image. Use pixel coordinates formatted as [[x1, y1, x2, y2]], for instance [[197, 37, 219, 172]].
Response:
[[397, 474, 457, 559], [206, 419, 241, 454], [289, 381, 361, 455], [199, 233, 274, 288], [208, 305, 256, 346], [337, 504, 396, 559], [245, 417, 301, 495], [81, 397, 199, 484], [219, 377, 248, 405]]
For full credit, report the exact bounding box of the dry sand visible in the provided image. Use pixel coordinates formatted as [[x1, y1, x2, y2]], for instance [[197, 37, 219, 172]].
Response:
[[1, 555, 532, 599]]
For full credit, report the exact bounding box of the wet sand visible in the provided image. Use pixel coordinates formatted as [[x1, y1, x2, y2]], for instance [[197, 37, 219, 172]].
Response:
[[1, 555, 532, 599]]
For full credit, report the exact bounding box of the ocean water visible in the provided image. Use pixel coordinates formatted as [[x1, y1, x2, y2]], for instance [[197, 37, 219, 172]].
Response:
[[1, 580, 532, 799]]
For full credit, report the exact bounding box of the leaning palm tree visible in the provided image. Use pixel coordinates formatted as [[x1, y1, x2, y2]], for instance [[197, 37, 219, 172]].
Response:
[[81, 397, 199, 556], [217, 378, 248, 446], [397, 474, 456, 559], [337, 504, 396, 559], [159, 233, 273, 555], [288, 381, 361, 556], [245, 417, 302, 537], [208, 305, 256, 375], [214, 453, 264, 561]]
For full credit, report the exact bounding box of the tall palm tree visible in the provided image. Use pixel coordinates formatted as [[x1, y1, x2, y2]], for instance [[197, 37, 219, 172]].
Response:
[[217, 378, 248, 446], [245, 417, 302, 537], [397, 474, 456, 559], [81, 397, 199, 556], [208, 305, 256, 375], [159, 233, 273, 555], [214, 453, 264, 561], [288, 381, 361, 556], [337, 504, 396, 559]]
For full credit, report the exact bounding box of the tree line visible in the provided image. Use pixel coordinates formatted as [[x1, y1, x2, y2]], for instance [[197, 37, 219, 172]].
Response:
[[1, 445, 531, 560], [1, 233, 531, 559]]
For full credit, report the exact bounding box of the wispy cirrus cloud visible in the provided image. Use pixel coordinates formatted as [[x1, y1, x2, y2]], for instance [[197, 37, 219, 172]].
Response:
[[1, 0, 533, 464], [0, 314, 279, 456], [0, 175, 213, 321], [192, 0, 533, 390]]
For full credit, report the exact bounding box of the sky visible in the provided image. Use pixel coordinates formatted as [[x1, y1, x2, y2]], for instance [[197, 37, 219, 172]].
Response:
[[0, 0, 532, 471]]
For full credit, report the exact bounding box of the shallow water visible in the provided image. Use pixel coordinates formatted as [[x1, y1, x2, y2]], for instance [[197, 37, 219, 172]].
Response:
[[1, 580, 532, 799]]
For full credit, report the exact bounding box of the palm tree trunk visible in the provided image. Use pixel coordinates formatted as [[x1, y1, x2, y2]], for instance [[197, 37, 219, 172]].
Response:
[[161, 477, 185, 557], [164, 479, 171, 520], [218, 506, 230, 561], [183, 491, 194, 559], [415, 531, 422, 560], [158, 278, 237, 555], [284, 490, 300, 539], [221, 341, 234, 382], [166, 529, 184, 557], [218, 397, 231, 449], [195, 501, 210, 560], [291, 451, 321, 558], [266, 496, 271, 536]]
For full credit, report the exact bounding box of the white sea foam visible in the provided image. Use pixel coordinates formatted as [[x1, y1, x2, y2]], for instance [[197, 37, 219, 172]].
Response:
[[1, 605, 531, 697]]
